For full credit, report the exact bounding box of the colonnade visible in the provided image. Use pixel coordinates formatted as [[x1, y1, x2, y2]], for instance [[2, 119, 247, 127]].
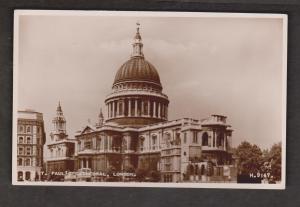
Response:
[[79, 158, 92, 169], [106, 98, 168, 119], [211, 131, 227, 150]]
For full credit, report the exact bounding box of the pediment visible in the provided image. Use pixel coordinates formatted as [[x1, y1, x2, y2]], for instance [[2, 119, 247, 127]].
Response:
[[81, 125, 95, 134]]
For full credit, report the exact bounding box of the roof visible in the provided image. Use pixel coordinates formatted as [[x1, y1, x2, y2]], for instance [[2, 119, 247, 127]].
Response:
[[113, 56, 161, 87]]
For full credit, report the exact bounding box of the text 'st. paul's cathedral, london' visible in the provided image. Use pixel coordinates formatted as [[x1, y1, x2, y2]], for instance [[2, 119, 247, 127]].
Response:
[[41, 24, 236, 182]]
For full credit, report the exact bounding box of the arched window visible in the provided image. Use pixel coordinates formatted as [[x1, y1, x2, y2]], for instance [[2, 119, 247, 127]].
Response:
[[193, 131, 198, 143], [183, 132, 187, 144], [143, 101, 148, 115], [18, 158, 23, 166], [195, 165, 199, 175], [152, 135, 157, 150], [175, 133, 181, 145], [18, 137, 24, 144], [25, 158, 31, 166], [217, 132, 224, 147], [25, 171, 31, 180], [202, 132, 209, 146], [26, 137, 31, 144], [26, 126, 31, 133], [18, 147, 23, 155], [19, 125, 24, 133], [26, 147, 31, 155], [139, 137, 145, 151], [97, 138, 102, 150], [163, 132, 171, 147], [18, 171, 23, 181], [200, 165, 205, 175]]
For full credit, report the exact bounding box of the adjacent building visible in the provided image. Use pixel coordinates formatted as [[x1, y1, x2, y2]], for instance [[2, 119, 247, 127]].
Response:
[[17, 110, 46, 181]]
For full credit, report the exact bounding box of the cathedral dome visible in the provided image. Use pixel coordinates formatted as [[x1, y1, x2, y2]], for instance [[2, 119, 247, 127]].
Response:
[[113, 57, 161, 87], [105, 23, 169, 128]]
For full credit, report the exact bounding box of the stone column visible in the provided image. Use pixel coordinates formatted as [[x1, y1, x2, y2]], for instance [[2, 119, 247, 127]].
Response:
[[135, 99, 138, 117], [110, 102, 113, 118], [122, 100, 125, 117], [81, 159, 83, 168], [214, 131, 217, 147], [224, 135, 227, 150], [141, 100, 144, 116], [112, 101, 115, 117], [107, 103, 109, 118], [148, 100, 151, 117], [158, 102, 161, 118], [153, 101, 156, 117], [128, 99, 131, 117], [166, 105, 168, 119], [86, 159, 89, 168], [114, 101, 117, 117], [110, 102, 112, 118], [109, 102, 112, 118], [116, 101, 120, 117], [107, 136, 110, 151]]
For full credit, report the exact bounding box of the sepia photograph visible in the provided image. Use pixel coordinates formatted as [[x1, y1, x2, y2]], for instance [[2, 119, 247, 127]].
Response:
[[12, 10, 287, 189]]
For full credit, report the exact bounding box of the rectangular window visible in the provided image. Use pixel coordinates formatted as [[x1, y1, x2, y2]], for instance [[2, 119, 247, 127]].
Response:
[[193, 131, 198, 143], [18, 136, 24, 144], [96, 138, 101, 150], [84, 141, 92, 149], [26, 137, 31, 144], [184, 132, 187, 144], [26, 126, 31, 133], [26, 147, 31, 155], [36, 158, 40, 166], [19, 125, 24, 133], [18, 147, 23, 155]]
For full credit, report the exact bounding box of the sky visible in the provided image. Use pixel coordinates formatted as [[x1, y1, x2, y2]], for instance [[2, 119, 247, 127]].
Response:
[[17, 12, 285, 149]]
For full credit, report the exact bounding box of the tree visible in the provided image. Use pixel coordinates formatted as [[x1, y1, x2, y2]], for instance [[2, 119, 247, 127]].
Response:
[[263, 142, 281, 181], [235, 141, 263, 175]]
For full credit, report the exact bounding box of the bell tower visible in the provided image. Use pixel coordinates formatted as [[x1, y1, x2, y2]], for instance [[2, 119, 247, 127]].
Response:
[[51, 101, 67, 141]]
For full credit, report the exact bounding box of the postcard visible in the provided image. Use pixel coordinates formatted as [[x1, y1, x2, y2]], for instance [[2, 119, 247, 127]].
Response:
[[13, 10, 287, 189]]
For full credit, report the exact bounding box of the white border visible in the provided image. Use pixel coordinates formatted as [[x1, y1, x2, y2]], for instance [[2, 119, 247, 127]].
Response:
[[12, 10, 287, 189]]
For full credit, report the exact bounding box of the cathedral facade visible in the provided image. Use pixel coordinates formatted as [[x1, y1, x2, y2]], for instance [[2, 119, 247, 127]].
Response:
[[73, 25, 236, 182]]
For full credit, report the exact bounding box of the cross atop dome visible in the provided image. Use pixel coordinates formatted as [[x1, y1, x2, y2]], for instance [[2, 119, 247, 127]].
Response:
[[136, 22, 140, 32], [132, 22, 143, 57]]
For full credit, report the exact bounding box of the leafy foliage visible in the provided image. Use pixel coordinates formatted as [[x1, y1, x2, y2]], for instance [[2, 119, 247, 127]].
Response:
[[235, 141, 282, 181], [235, 141, 263, 175], [263, 142, 282, 180]]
